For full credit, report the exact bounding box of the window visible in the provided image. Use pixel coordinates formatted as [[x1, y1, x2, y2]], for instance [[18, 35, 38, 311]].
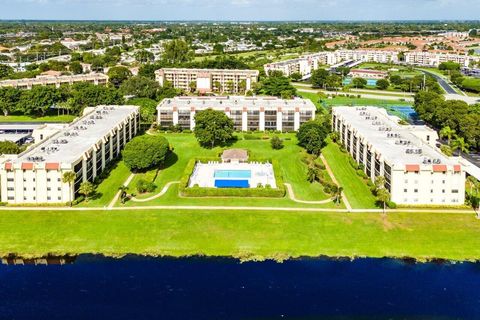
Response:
[[57, 197, 62, 201], [442, 189, 445, 193], [414, 189, 418, 193], [47, 187, 51, 191], [58, 187, 61, 191], [430, 189, 433, 193], [47, 196, 51, 201], [23, 187, 26, 191], [7, 178, 14, 182], [7, 187, 14, 191], [442, 180, 446, 184], [24, 197, 27, 201], [47, 178, 51, 182], [452, 189, 459, 193], [33, 187, 36, 191], [7, 196, 14, 200], [57, 178, 61, 182], [404, 189, 407, 193]]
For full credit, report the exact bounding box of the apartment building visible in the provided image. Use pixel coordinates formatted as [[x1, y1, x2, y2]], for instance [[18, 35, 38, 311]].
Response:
[[264, 58, 311, 77], [332, 106, 465, 206], [154, 68, 259, 94], [0, 73, 109, 89], [349, 69, 388, 79], [403, 51, 477, 67], [0, 105, 140, 204], [157, 96, 316, 132]]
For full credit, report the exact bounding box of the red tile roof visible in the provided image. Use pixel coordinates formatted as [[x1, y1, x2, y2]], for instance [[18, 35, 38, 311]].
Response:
[[432, 164, 447, 172], [405, 164, 420, 172], [21, 162, 34, 170], [45, 162, 60, 170]]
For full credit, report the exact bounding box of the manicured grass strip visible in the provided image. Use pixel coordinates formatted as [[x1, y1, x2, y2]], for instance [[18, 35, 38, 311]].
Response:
[[297, 91, 326, 111], [0, 114, 75, 123], [322, 142, 377, 209], [80, 161, 131, 207], [323, 96, 411, 107], [0, 209, 479, 261]]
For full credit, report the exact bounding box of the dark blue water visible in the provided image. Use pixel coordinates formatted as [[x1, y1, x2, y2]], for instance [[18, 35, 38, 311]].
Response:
[[0, 255, 479, 319]]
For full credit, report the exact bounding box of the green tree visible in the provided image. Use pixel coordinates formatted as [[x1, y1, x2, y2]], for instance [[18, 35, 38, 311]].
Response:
[[107, 66, 132, 88], [118, 185, 129, 204], [451, 136, 469, 155], [0, 87, 21, 116], [376, 79, 390, 90], [310, 68, 330, 88], [352, 77, 367, 88], [270, 135, 284, 150], [296, 120, 329, 155], [377, 187, 391, 215], [79, 181, 96, 202], [163, 39, 193, 65], [439, 126, 456, 145], [290, 72, 302, 82], [189, 81, 197, 93], [0, 141, 21, 155], [69, 61, 83, 75], [129, 98, 158, 125], [0, 64, 13, 79], [135, 50, 155, 63], [122, 135, 170, 171], [258, 72, 296, 97], [194, 109, 234, 148], [213, 43, 224, 54], [213, 80, 222, 93], [62, 171, 77, 206], [119, 76, 159, 99]]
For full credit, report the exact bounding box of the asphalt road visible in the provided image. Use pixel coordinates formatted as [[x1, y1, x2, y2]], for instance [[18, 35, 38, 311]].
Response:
[[420, 69, 458, 94]]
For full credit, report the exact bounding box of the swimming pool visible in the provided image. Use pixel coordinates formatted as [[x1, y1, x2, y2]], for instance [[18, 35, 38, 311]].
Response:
[[214, 170, 252, 179], [343, 78, 378, 86]]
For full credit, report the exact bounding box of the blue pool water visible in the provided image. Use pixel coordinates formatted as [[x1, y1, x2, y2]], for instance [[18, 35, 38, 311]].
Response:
[[389, 105, 419, 122], [215, 179, 249, 188], [343, 78, 378, 86], [1, 255, 480, 319], [214, 169, 251, 178]]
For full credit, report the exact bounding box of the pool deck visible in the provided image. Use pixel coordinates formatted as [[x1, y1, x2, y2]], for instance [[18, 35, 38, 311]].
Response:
[[189, 162, 277, 189]]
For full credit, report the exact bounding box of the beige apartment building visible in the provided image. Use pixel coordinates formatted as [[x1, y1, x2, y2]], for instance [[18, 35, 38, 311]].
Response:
[[157, 96, 316, 132], [0, 105, 140, 204], [0, 73, 109, 89], [155, 68, 259, 94]]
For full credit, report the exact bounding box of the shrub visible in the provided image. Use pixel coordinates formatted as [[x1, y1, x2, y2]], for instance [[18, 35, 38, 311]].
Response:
[[270, 135, 284, 150], [136, 178, 156, 193], [123, 135, 170, 171], [387, 201, 397, 209], [356, 169, 368, 179], [348, 157, 359, 169]]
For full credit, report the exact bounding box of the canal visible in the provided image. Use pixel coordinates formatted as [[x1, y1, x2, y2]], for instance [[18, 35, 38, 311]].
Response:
[[0, 255, 479, 319]]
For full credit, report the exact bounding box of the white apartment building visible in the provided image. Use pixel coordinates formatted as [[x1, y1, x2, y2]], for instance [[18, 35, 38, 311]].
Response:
[[0, 73, 109, 89], [0, 105, 140, 204], [332, 106, 465, 206], [155, 68, 259, 94], [157, 96, 316, 132], [264, 58, 312, 77], [404, 51, 480, 67]]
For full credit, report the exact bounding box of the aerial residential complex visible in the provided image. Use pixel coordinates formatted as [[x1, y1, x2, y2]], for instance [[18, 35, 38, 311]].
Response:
[[264, 49, 480, 77], [157, 96, 316, 132], [0, 105, 140, 204], [155, 68, 259, 93], [0, 73, 109, 89], [332, 106, 465, 206]]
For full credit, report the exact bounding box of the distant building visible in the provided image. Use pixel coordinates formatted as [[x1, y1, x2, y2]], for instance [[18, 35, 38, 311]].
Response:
[[0, 105, 140, 204], [0, 73, 108, 89], [155, 68, 259, 94], [332, 107, 465, 206], [157, 96, 316, 132], [349, 69, 388, 79]]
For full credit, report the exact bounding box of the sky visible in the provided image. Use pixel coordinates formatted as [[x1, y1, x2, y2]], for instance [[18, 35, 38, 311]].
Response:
[[0, 0, 479, 21]]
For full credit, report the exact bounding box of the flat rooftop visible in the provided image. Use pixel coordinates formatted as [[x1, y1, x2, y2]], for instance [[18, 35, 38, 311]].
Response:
[[157, 96, 316, 111], [0, 73, 108, 87], [333, 106, 456, 167], [156, 68, 259, 75], [11, 105, 138, 165]]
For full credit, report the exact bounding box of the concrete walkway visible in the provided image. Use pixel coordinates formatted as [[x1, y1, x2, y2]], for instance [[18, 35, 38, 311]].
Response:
[[130, 181, 180, 203], [284, 183, 333, 204], [320, 154, 353, 211], [107, 173, 135, 209]]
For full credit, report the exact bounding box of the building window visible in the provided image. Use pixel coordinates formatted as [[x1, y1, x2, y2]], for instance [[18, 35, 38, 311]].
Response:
[[47, 196, 51, 201], [58, 197, 62, 201], [47, 178, 51, 182], [47, 187, 51, 191], [452, 189, 459, 193], [442, 180, 446, 184], [442, 189, 445, 193], [414, 189, 418, 193], [7, 196, 14, 200], [403, 189, 407, 193], [58, 187, 61, 191], [7, 178, 14, 182], [7, 187, 14, 191]]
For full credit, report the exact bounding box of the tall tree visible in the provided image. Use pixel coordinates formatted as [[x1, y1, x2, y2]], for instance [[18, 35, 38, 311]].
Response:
[[62, 171, 77, 206], [194, 109, 234, 148]]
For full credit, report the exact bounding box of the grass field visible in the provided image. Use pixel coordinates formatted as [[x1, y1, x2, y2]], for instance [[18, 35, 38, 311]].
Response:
[[121, 133, 334, 207], [0, 209, 479, 261], [0, 114, 76, 123], [322, 141, 378, 209], [322, 96, 411, 108]]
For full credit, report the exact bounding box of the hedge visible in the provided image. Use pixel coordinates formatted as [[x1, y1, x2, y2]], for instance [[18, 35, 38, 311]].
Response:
[[179, 157, 285, 198]]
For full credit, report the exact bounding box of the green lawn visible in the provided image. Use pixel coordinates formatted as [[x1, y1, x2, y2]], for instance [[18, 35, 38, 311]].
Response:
[[0, 114, 76, 123], [0, 209, 479, 261], [80, 161, 131, 207], [321, 96, 411, 109], [297, 91, 326, 111], [126, 133, 333, 207], [322, 141, 378, 209]]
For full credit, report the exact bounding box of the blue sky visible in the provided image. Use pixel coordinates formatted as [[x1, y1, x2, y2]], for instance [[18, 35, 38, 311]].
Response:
[[0, 0, 479, 21]]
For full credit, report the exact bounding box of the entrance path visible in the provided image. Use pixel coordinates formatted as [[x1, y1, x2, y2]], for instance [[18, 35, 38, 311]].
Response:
[[284, 183, 333, 204], [130, 181, 180, 203], [320, 154, 353, 211], [107, 173, 135, 209]]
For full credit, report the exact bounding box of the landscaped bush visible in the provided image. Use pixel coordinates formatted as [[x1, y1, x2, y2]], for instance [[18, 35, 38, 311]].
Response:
[[387, 201, 397, 209], [243, 134, 261, 140], [270, 135, 284, 150], [136, 178, 156, 193]]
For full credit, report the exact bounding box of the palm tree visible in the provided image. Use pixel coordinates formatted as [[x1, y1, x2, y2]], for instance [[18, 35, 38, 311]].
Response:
[[451, 137, 469, 156], [374, 176, 386, 192], [377, 188, 391, 215], [119, 185, 128, 204], [79, 181, 95, 202], [62, 171, 76, 206], [334, 186, 343, 205], [439, 126, 456, 146]]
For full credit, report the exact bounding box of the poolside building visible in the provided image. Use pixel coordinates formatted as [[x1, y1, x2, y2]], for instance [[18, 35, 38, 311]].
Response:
[[154, 68, 259, 94], [0, 105, 140, 204], [332, 106, 465, 206], [157, 96, 316, 132], [0, 73, 109, 89]]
